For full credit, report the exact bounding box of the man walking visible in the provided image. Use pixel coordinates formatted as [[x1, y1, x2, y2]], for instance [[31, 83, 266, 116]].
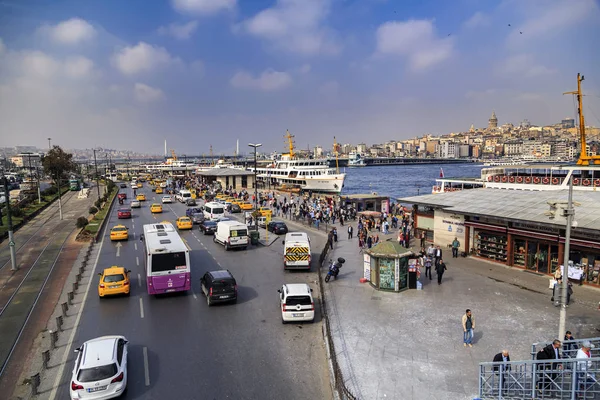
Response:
[[420, 231, 426, 248], [462, 309, 475, 347], [493, 350, 511, 392], [348, 225, 353, 240], [436, 259, 447, 284], [434, 245, 443, 267], [452, 237, 460, 258]]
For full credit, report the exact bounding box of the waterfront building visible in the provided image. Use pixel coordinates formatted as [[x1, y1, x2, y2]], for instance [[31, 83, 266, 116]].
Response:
[[196, 168, 255, 190]]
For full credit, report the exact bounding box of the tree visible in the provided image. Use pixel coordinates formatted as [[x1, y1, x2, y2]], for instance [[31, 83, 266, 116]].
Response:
[[42, 146, 77, 183]]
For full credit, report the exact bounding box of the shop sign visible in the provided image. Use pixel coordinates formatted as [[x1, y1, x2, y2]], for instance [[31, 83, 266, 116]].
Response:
[[381, 199, 390, 214], [363, 254, 371, 281], [512, 221, 559, 234], [470, 216, 507, 226], [434, 210, 466, 249], [571, 229, 600, 242]]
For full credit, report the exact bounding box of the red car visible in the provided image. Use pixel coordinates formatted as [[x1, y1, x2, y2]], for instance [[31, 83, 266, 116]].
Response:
[[118, 193, 127, 200], [117, 208, 132, 219]]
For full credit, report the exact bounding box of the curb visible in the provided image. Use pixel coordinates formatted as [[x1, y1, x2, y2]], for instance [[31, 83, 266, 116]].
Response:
[[94, 188, 117, 242]]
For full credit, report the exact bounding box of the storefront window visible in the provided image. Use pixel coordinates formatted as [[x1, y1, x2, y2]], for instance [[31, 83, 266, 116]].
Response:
[[513, 239, 526, 267], [398, 257, 408, 291], [569, 250, 600, 285], [475, 231, 507, 262], [550, 245, 559, 274], [378, 258, 395, 290]]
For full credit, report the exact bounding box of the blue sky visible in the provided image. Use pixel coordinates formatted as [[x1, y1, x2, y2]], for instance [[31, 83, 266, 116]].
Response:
[[0, 0, 599, 155]]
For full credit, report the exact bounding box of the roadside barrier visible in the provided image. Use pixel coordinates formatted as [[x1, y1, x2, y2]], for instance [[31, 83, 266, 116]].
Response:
[[67, 291, 74, 305], [61, 302, 68, 317], [55, 315, 63, 332], [42, 350, 50, 370], [30, 373, 40, 395], [50, 330, 58, 350]]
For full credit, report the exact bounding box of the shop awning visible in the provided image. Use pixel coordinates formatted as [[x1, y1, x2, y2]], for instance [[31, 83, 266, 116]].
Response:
[[464, 221, 507, 233]]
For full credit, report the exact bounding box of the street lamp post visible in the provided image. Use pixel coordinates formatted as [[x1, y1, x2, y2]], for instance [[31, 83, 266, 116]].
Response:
[[558, 175, 575, 340], [248, 143, 262, 232], [2, 176, 18, 271], [93, 149, 100, 200]]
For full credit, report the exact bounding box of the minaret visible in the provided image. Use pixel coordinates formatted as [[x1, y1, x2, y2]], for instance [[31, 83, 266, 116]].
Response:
[[488, 111, 498, 130], [164, 140, 167, 157], [236, 139, 239, 157]]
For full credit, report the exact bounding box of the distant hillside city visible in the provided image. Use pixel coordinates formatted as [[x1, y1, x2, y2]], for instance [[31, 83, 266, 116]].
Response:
[[2, 112, 600, 165]]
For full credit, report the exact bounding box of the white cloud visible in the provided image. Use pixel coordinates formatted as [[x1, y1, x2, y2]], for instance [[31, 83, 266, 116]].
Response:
[[463, 11, 490, 29], [230, 69, 292, 91], [64, 56, 94, 78], [319, 80, 339, 97], [158, 20, 199, 39], [298, 64, 311, 74], [46, 18, 96, 45], [20, 51, 61, 79], [134, 83, 164, 103], [171, 0, 235, 15], [499, 54, 555, 78], [112, 42, 176, 75], [376, 19, 454, 71], [243, 0, 339, 56]]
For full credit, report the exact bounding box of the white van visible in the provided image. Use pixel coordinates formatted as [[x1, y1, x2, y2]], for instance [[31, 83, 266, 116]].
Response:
[[176, 190, 192, 203], [214, 221, 249, 250], [203, 202, 225, 221], [282, 232, 311, 270]]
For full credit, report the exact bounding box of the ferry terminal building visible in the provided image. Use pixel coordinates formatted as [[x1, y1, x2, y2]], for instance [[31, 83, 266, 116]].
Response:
[[400, 189, 600, 287]]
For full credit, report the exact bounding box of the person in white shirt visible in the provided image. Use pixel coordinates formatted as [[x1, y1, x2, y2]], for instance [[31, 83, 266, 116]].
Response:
[[575, 340, 595, 396]]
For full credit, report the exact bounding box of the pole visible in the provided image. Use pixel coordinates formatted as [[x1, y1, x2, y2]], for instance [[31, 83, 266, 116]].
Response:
[[3, 177, 18, 271], [93, 149, 100, 200], [558, 175, 574, 340], [56, 170, 63, 220], [36, 165, 41, 204], [47, 138, 51, 150], [254, 148, 258, 231]]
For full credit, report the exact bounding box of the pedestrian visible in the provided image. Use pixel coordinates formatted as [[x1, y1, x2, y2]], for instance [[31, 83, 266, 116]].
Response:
[[575, 341, 595, 396], [462, 309, 475, 347], [452, 237, 460, 258], [436, 258, 446, 285], [435, 245, 443, 266], [536, 339, 561, 393], [420, 231, 426, 248], [492, 350, 511, 391], [348, 225, 353, 239], [424, 256, 432, 280], [563, 330, 576, 356], [327, 231, 334, 250], [333, 228, 338, 242]]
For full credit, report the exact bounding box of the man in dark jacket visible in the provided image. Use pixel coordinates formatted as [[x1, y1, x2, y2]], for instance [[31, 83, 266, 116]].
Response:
[[493, 350, 511, 392], [536, 340, 561, 393]]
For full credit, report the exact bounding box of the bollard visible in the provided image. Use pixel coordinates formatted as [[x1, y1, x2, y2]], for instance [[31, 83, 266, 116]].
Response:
[[50, 330, 58, 350], [76, 273, 82, 282], [83, 255, 89, 262], [61, 302, 68, 317], [79, 266, 85, 274], [81, 261, 87, 268], [42, 349, 50, 369], [68, 291, 74, 305], [56, 315, 63, 331], [73, 281, 78, 292], [30, 373, 40, 395]]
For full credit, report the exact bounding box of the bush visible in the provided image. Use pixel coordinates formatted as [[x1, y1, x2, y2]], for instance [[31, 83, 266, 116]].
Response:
[[102, 194, 108, 203], [94, 199, 102, 209], [11, 206, 23, 218], [107, 180, 116, 192], [76, 216, 89, 228], [89, 206, 98, 215], [43, 186, 58, 196]]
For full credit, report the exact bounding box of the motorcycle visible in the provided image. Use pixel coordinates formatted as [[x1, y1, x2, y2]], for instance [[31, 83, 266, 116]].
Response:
[[325, 257, 345, 282]]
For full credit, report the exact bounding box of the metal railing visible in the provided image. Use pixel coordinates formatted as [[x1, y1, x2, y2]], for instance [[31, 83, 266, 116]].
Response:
[[531, 338, 600, 360], [479, 357, 600, 399]]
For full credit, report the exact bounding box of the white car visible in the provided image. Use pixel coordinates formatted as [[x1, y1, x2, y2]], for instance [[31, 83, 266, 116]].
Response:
[[130, 182, 137, 189], [130, 200, 141, 208], [70, 335, 128, 399], [278, 283, 315, 324], [161, 195, 173, 204]]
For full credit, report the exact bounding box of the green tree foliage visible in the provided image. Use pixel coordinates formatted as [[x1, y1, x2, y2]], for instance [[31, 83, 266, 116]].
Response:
[[42, 146, 77, 182], [76, 216, 89, 228], [89, 206, 98, 215]]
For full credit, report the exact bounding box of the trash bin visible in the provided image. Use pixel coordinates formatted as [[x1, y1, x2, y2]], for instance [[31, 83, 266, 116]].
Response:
[[249, 230, 260, 245]]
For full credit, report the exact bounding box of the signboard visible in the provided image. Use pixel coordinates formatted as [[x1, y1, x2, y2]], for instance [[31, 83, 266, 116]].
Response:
[[363, 254, 371, 281], [433, 210, 465, 250], [512, 221, 559, 235], [381, 199, 389, 214], [417, 216, 434, 231]]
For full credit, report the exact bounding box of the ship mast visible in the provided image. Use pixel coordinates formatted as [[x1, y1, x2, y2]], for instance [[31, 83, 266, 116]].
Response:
[[333, 136, 340, 174], [209, 145, 214, 166], [285, 130, 296, 159], [564, 73, 598, 165]]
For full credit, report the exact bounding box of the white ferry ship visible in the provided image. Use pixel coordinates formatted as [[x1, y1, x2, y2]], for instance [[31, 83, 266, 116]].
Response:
[[143, 159, 197, 172], [348, 151, 366, 167], [253, 131, 346, 193]]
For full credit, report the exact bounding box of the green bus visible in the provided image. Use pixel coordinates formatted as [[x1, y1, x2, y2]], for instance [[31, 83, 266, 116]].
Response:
[[69, 178, 81, 191]]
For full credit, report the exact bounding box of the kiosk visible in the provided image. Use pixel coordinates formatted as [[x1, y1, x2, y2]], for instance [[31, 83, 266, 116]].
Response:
[[363, 241, 416, 292]]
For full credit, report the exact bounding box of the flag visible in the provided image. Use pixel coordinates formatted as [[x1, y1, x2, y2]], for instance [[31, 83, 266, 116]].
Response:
[[440, 168, 444, 178]]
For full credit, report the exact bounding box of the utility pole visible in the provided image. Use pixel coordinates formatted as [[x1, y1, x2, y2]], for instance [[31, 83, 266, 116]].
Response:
[[93, 149, 100, 200], [558, 175, 574, 340], [3, 176, 18, 271], [248, 143, 262, 231], [56, 169, 63, 220]]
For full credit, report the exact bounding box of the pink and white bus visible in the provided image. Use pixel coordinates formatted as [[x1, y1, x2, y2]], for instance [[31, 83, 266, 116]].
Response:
[[142, 223, 191, 295]]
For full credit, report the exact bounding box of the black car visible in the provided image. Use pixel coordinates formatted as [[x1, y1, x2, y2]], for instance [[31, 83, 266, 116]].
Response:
[[267, 221, 288, 235], [186, 207, 203, 217], [191, 212, 205, 224], [201, 270, 237, 306], [199, 220, 217, 235], [230, 203, 242, 213], [185, 198, 197, 206], [119, 183, 127, 188]]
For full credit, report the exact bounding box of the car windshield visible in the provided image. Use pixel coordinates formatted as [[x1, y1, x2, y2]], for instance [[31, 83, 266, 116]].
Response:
[[180, 218, 190, 223], [210, 207, 224, 214], [151, 251, 187, 273], [275, 223, 285, 227], [204, 221, 217, 227], [231, 229, 247, 237], [77, 363, 118, 382], [212, 280, 235, 289], [104, 274, 125, 282], [285, 295, 312, 306], [112, 227, 127, 232], [192, 213, 202, 218], [118, 209, 130, 213]]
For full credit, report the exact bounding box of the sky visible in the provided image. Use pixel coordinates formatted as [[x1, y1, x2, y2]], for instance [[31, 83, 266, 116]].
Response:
[[0, 0, 599, 155]]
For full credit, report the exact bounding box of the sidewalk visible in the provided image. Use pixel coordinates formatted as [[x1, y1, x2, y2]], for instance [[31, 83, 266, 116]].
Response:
[[323, 225, 600, 400]]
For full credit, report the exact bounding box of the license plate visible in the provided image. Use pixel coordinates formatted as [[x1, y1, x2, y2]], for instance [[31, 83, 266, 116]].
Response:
[[87, 385, 107, 392], [109, 286, 119, 289], [219, 295, 229, 299], [292, 313, 304, 317], [166, 289, 175, 293]]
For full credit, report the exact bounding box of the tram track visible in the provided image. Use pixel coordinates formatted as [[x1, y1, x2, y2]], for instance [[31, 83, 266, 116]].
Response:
[[0, 190, 78, 272]]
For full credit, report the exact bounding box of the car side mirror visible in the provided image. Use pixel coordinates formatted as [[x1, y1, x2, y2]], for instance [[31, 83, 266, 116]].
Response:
[[281, 241, 285, 245], [277, 289, 281, 293], [97, 273, 102, 277], [310, 288, 313, 292]]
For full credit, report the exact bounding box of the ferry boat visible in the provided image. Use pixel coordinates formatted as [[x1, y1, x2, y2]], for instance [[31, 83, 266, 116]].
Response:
[[143, 160, 197, 172], [432, 73, 600, 194], [348, 151, 366, 167], [253, 131, 346, 194]]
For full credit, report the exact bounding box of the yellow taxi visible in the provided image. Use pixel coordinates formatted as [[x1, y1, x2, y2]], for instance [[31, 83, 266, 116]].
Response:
[[136, 193, 146, 201], [98, 266, 131, 297], [216, 193, 227, 199], [110, 225, 129, 241], [150, 203, 163, 213], [137, 182, 143, 188], [258, 207, 272, 217], [155, 187, 163, 194], [240, 202, 254, 211], [176, 217, 193, 230], [231, 199, 244, 206]]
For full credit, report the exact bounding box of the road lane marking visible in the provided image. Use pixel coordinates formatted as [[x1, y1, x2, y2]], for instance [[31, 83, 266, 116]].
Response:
[[136, 256, 139, 266], [137, 274, 142, 288], [143, 346, 150, 386], [134, 243, 137, 251], [48, 201, 112, 400], [132, 223, 135, 230], [139, 298, 144, 318]]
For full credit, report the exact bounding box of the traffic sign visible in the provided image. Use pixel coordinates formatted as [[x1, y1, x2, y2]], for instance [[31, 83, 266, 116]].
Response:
[[8, 240, 15, 247]]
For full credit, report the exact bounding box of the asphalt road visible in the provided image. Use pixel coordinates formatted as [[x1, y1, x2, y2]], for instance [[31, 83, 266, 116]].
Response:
[[53, 187, 332, 400]]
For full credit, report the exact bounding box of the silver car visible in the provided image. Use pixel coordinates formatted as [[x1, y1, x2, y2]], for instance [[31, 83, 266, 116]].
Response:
[[130, 200, 141, 208]]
